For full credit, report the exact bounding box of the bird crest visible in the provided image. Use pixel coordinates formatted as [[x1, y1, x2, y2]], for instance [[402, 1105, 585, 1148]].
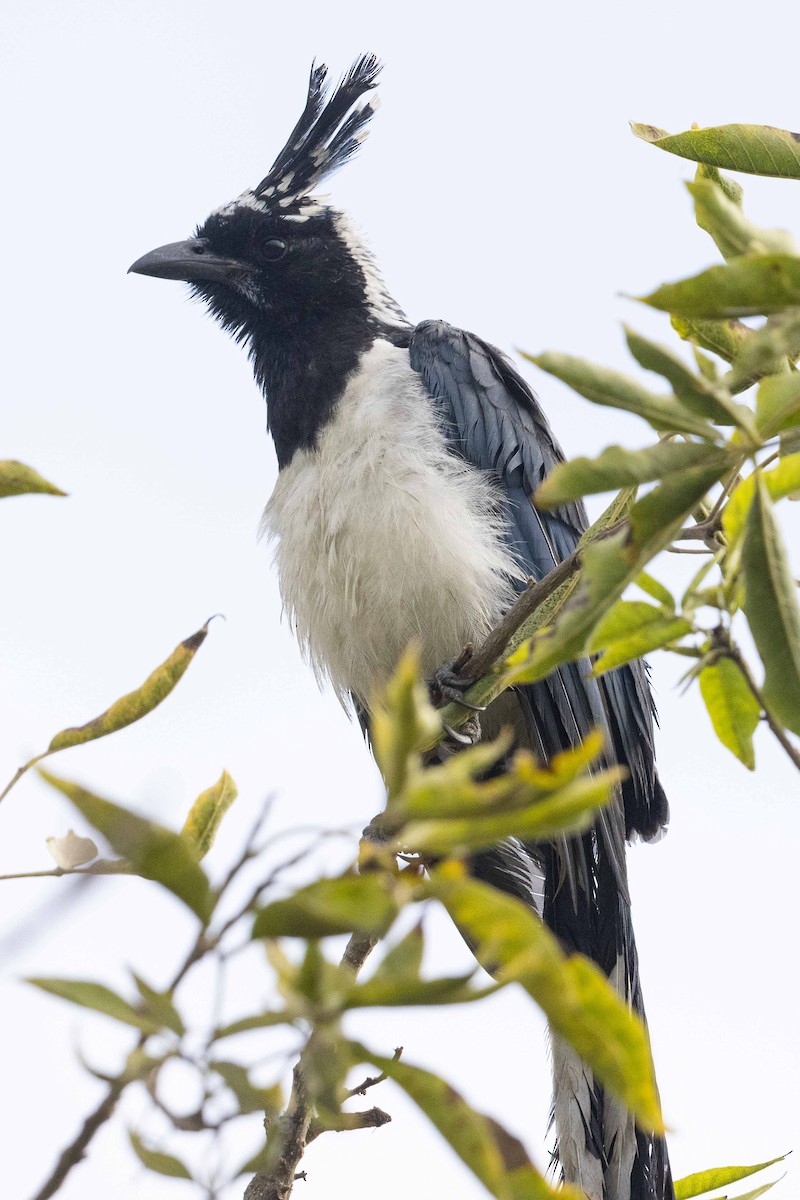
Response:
[[216, 55, 381, 219]]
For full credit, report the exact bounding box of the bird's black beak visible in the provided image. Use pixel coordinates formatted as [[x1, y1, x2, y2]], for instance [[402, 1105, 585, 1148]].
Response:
[[128, 239, 249, 284]]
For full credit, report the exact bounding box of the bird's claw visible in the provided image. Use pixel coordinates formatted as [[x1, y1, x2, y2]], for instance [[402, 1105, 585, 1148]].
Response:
[[435, 711, 482, 758], [429, 653, 484, 712], [441, 720, 474, 745]]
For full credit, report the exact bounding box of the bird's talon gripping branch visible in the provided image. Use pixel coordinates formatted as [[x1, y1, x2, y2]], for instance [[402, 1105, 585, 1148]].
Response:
[[428, 658, 484, 711]]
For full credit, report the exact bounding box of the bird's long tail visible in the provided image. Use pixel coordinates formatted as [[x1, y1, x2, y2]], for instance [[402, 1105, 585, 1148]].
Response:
[[541, 830, 674, 1200]]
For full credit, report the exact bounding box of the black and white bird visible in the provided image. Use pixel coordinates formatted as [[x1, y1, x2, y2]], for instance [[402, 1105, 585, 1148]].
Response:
[[130, 56, 673, 1200]]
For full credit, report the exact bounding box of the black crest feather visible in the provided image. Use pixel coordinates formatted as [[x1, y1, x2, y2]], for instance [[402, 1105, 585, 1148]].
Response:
[[254, 55, 381, 201]]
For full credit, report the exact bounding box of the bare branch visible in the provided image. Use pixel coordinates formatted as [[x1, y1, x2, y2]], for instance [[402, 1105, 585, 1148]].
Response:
[[30, 1077, 125, 1200]]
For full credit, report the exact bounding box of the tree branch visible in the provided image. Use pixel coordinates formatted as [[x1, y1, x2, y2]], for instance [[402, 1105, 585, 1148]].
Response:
[[242, 928, 381, 1200], [30, 1077, 125, 1200]]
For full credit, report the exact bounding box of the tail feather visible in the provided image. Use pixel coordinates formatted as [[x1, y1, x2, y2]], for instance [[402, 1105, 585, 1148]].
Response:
[[542, 832, 674, 1200]]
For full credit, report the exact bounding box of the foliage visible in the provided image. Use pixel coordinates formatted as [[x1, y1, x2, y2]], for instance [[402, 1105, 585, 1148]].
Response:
[[4, 119, 800, 1200]]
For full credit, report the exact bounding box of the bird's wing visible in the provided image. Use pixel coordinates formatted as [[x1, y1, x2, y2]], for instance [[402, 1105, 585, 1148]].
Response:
[[408, 318, 668, 844], [409, 319, 673, 1200]]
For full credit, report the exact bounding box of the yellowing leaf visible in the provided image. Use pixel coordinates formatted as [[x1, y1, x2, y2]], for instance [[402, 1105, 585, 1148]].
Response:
[[724, 454, 800, 542], [349, 1042, 571, 1200], [401, 771, 621, 854], [48, 621, 213, 754], [38, 769, 213, 921], [180, 770, 238, 858], [698, 657, 761, 769], [0, 460, 67, 498], [429, 874, 664, 1134], [370, 646, 441, 798]]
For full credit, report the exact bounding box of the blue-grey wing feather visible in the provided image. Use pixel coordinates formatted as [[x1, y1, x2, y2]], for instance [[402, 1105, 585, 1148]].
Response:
[[408, 318, 668, 844]]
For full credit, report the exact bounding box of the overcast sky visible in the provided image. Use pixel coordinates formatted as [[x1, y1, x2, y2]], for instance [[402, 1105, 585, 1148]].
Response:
[[3, 2, 800, 1199]]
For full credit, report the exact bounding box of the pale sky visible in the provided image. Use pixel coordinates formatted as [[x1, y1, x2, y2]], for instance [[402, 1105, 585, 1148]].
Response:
[[3, 2, 800, 1199]]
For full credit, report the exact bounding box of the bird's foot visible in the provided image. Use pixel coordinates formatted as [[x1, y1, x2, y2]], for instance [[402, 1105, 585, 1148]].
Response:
[[428, 646, 484, 712]]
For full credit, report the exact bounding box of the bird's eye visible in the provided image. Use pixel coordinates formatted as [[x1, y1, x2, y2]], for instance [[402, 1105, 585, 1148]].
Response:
[[261, 238, 287, 262]]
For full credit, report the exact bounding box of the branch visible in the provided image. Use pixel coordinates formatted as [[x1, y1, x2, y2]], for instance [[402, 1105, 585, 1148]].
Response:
[[243, 927, 381, 1200], [307, 1106, 392, 1143], [460, 538, 594, 685], [30, 1077, 125, 1200]]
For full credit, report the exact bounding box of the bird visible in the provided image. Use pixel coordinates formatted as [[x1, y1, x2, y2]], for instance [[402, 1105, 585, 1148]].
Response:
[[129, 55, 673, 1200]]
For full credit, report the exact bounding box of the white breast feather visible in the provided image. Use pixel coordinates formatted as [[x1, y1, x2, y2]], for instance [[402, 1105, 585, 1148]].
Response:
[[262, 338, 522, 705]]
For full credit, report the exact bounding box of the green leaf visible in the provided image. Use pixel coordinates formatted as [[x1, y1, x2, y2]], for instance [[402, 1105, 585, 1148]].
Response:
[[180, 770, 237, 858], [38, 769, 213, 922], [624, 326, 743, 424], [742, 475, 800, 734], [371, 922, 424, 981], [640, 255, 800, 319], [674, 1155, 787, 1200], [589, 601, 692, 675], [429, 873, 664, 1134], [349, 1043, 570, 1200], [723, 454, 800, 541], [47, 621, 213, 755], [726, 311, 800, 392], [0, 460, 67, 498], [525, 351, 716, 437], [212, 1011, 291, 1040], [537, 443, 730, 508], [756, 372, 800, 437], [636, 572, 675, 608], [687, 177, 796, 261], [252, 873, 398, 939], [629, 461, 725, 545], [347, 973, 495, 1009], [671, 314, 752, 369], [131, 973, 185, 1036], [128, 1131, 192, 1179], [631, 121, 800, 179], [210, 1060, 283, 1115], [28, 978, 161, 1034], [698, 658, 761, 769]]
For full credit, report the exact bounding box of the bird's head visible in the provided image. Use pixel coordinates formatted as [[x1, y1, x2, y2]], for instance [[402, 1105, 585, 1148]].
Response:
[[129, 55, 407, 343]]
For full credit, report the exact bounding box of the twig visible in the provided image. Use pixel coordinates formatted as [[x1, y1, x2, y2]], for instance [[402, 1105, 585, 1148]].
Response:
[[30, 1076, 126, 1200], [306, 1107, 391, 1143], [0, 859, 134, 882], [463, 546, 590, 682], [242, 922, 381, 1200], [345, 1047, 402, 1098]]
